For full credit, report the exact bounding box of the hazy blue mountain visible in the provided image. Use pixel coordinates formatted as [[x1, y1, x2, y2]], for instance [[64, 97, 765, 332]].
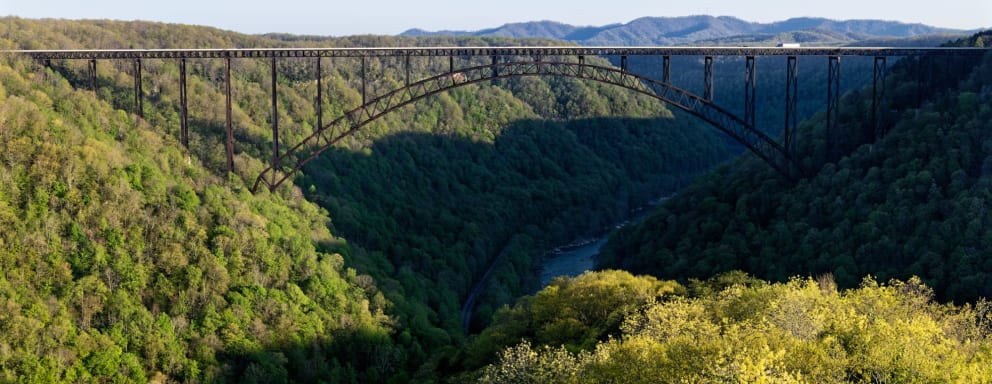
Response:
[[400, 16, 969, 46]]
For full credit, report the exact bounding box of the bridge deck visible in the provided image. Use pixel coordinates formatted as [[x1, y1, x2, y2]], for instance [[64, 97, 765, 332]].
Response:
[[5, 46, 989, 60]]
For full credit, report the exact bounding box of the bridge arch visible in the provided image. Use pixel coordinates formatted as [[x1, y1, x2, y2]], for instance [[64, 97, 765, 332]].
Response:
[[253, 59, 800, 192]]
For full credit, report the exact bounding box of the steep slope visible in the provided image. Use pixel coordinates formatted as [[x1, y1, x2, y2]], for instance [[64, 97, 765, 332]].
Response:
[[0, 52, 394, 383], [600, 32, 992, 302]]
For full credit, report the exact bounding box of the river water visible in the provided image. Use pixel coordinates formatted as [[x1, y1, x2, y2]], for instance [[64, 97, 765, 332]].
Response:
[[464, 196, 670, 332], [539, 197, 669, 286], [540, 237, 608, 285]]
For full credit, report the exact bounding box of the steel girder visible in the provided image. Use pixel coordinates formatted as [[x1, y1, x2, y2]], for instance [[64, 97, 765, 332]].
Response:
[[9, 47, 989, 60]]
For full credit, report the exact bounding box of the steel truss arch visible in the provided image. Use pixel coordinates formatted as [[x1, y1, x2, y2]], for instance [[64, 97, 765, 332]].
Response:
[[252, 60, 800, 192]]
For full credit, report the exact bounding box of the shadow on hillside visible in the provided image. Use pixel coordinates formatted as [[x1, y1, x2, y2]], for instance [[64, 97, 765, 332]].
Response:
[[218, 115, 733, 382]]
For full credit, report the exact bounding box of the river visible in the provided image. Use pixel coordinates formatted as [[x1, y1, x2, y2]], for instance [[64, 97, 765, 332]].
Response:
[[462, 196, 670, 332], [540, 237, 608, 285], [539, 196, 669, 286]]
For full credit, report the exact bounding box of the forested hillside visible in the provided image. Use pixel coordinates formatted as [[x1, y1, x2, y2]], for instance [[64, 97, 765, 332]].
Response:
[[1, 18, 732, 381], [601, 32, 992, 302], [0, 45, 396, 383], [474, 271, 992, 383]]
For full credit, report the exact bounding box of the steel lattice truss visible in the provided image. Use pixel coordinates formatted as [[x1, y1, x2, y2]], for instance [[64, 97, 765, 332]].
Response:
[[252, 60, 797, 191], [10, 46, 989, 60]]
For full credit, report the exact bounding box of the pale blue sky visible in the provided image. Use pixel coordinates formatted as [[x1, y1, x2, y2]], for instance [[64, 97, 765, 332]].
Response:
[[1, 0, 989, 36]]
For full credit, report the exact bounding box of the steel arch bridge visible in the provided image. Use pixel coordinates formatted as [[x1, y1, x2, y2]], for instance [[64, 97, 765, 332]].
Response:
[[254, 59, 794, 192], [9, 46, 990, 192]]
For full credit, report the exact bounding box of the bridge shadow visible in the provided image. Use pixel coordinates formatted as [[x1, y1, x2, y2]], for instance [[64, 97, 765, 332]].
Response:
[[299, 116, 731, 307], [216, 116, 731, 381]]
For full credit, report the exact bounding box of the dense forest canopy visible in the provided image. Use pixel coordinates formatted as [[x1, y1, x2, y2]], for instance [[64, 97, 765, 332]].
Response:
[[0, 45, 397, 383], [474, 271, 992, 383], [0, 17, 735, 382]]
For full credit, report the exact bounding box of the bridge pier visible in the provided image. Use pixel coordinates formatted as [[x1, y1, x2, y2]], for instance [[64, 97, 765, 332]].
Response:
[[744, 56, 755, 127], [784, 56, 798, 157], [491, 55, 499, 84], [179, 58, 189, 148], [827, 56, 840, 157], [271, 57, 280, 187], [704, 56, 714, 101], [88, 59, 97, 91], [225, 57, 235, 173], [361, 56, 367, 105], [662, 55, 671, 83], [133, 58, 143, 118], [873, 56, 887, 140], [316, 57, 323, 130], [405, 54, 411, 87]]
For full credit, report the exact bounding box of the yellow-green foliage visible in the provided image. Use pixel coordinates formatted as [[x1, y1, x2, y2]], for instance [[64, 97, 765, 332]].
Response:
[[0, 58, 395, 382], [479, 272, 992, 383], [456, 270, 682, 372]]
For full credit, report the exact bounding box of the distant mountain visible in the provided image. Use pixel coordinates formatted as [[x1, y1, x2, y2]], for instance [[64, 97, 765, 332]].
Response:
[[400, 16, 969, 46]]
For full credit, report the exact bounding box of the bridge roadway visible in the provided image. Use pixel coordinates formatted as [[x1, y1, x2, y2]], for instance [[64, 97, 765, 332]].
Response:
[[10, 46, 990, 60]]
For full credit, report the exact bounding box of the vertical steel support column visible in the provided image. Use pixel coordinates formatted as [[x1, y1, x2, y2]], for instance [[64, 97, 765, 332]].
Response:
[[620, 55, 628, 83], [88, 59, 97, 91], [225, 57, 234, 173], [915, 56, 925, 105], [270, 57, 279, 187], [179, 58, 189, 148], [491, 55, 499, 85], [449, 55, 454, 75], [361, 56, 367, 105], [873, 56, 887, 140], [404, 54, 411, 87], [827, 56, 841, 153], [744, 56, 756, 127], [784, 56, 798, 156], [578, 55, 584, 77], [662, 55, 671, 83], [704, 56, 714, 101], [316, 57, 322, 130], [133, 58, 143, 118]]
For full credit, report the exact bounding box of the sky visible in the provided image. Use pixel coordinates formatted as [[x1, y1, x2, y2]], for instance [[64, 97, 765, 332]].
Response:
[[1, 0, 989, 36]]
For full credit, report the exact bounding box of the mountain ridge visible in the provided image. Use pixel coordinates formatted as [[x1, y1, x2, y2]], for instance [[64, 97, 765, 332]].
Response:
[[401, 15, 971, 46]]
